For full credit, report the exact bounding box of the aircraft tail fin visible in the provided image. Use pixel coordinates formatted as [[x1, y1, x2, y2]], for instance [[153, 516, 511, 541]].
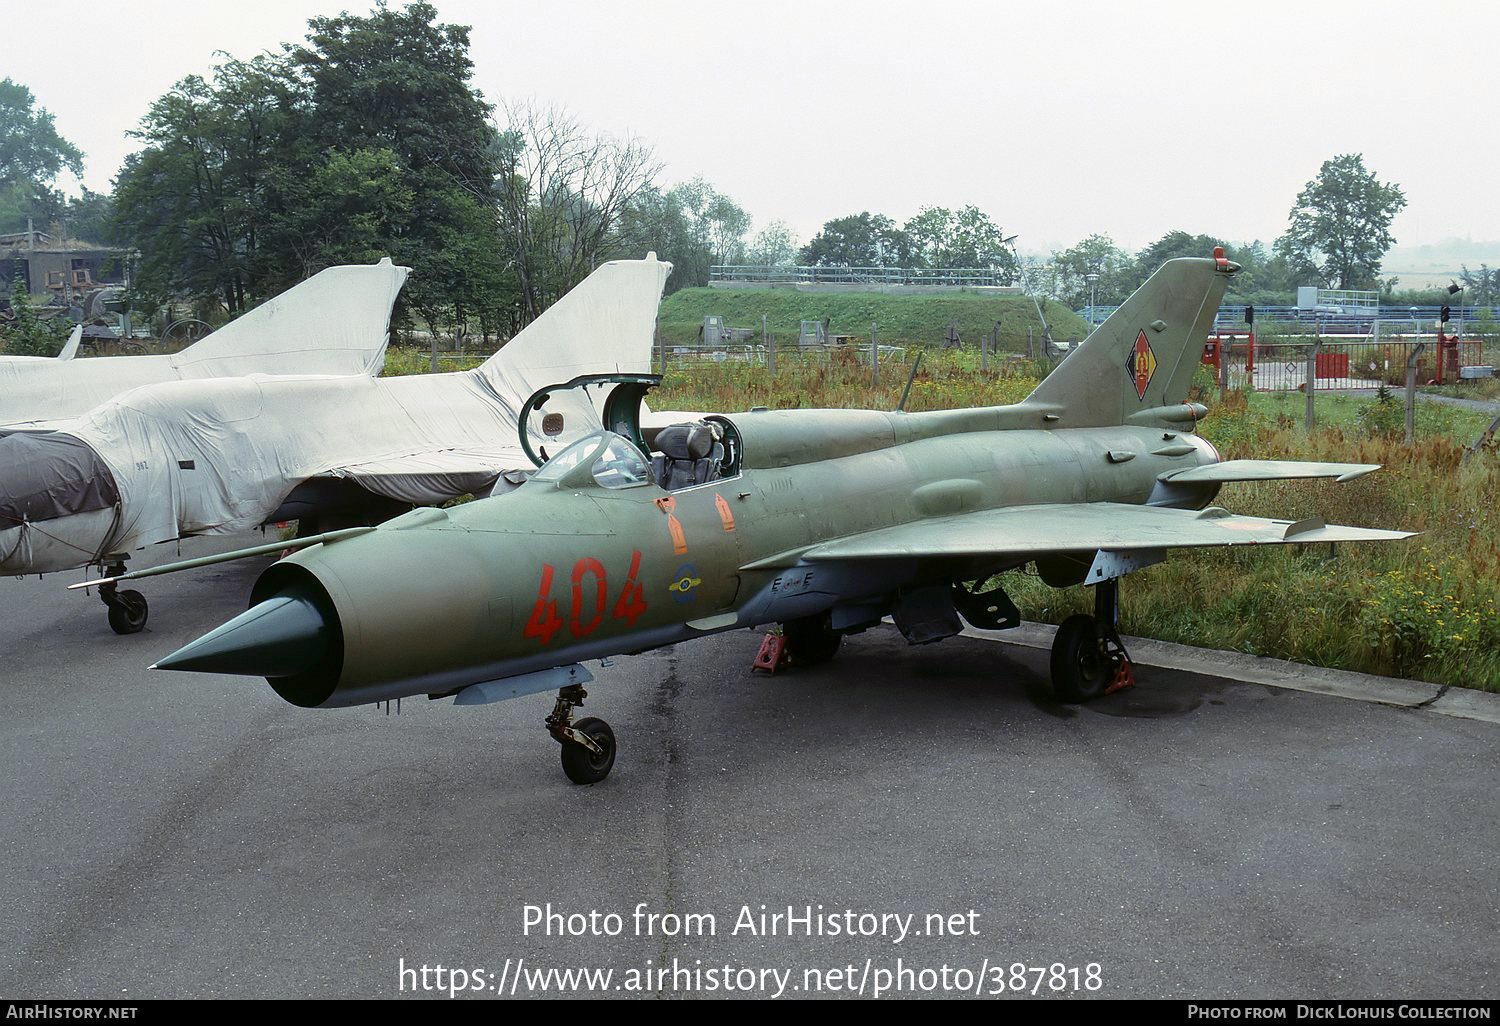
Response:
[[473, 254, 672, 407], [1020, 253, 1236, 427], [58, 324, 82, 360], [169, 259, 410, 379]]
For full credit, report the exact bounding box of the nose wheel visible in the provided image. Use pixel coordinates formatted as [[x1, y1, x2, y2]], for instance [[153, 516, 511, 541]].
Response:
[[546, 684, 616, 784], [1049, 578, 1134, 702], [98, 559, 149, 635]]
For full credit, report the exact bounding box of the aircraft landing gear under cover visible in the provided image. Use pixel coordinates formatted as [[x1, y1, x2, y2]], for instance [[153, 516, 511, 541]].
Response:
[[781, 611, 842, 665], [546, 683, 616, 784], [98, 560, 148, 635], [1049, 578, 1135, 702]]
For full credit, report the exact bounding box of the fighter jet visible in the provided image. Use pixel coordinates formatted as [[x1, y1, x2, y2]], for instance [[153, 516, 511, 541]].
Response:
[[0, 260, 407, 432], [6, 256, 671, 633], [143, 251, 1411, 784], [0, 324, 82, 363]]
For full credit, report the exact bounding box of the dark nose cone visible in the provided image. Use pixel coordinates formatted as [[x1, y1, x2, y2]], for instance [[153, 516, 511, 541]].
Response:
[[154, 592, 330, 677]]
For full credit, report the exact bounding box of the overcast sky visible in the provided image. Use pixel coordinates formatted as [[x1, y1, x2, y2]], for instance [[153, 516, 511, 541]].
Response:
[[8, 0, 1497, 258]]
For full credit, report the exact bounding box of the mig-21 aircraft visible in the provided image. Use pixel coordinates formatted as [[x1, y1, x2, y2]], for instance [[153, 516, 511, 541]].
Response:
[[136, 250, 1411, 784]]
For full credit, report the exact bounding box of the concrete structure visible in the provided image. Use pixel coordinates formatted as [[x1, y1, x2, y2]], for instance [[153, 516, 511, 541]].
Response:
[[0, 226, 132, 299]]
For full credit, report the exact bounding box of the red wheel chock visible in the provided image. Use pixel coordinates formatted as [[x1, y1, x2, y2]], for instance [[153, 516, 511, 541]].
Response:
[[752, 633, 789, 674], [1106, 656, 1136, 695]]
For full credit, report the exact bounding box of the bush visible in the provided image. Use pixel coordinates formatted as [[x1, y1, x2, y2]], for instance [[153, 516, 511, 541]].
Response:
[[2, 278, 68, 357]]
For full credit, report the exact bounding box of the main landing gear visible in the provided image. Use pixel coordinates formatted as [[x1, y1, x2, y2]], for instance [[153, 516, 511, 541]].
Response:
[[781, 610, 842, 665], [1049, 578, 1135, 703], [97, 557, 148, 635], [546, 683, 616, 785]]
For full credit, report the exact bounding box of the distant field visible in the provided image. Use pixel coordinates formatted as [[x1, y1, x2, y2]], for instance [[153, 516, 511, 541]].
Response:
[[657, 287, 1092, 353]]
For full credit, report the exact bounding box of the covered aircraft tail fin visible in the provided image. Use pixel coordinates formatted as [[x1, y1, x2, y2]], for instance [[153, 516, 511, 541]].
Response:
[[473, 254, 672, 410], [169, 258, 410, 380], [58, 324, 82, 360], [1020, 254, 1235, 427]]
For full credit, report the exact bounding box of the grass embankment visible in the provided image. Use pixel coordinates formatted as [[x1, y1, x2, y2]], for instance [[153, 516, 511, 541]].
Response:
[[657, 287, 1091, 352], [658, 353, 1500, 692]]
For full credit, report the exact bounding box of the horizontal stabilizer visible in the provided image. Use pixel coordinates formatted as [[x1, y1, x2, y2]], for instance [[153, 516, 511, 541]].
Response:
[[1161, 460, 1381, 484]]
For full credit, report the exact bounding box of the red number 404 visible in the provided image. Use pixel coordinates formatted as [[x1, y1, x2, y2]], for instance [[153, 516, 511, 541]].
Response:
[[523, 551, 647, 645]]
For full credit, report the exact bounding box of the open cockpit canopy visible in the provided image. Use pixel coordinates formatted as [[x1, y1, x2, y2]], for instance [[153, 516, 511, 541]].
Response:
[[519, 373, 740, 492]]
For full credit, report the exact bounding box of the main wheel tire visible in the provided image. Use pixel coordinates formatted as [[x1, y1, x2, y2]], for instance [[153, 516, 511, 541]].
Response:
[[1050, 613, 1110, 702], [560, 717, 616, 785], [107, 590, 148, 635], [782, 612, 842, 665]]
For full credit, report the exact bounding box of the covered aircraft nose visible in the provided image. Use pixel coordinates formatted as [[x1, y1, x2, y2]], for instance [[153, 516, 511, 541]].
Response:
[[0, 431, 121, 572], [154, 591, 332, 677]]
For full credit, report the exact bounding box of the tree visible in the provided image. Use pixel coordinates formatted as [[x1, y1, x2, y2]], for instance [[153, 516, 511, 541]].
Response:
[[1038, 234, 1134, 309], [1275, 154, 1406, 290], [0, 78, 84, 234], [1133, 230, 1226, 274], [112, 2, 514, 331], [746, 220, 799, 266], [493, 100, 660, 321], [290, 1, 495, 192], [112, 56, 302, 313], [799, 212, 911, 266], [2, 276, 67, 356], [616, 184, 701, 292], [903, 205, 1017, 280], [1459, 265, 1499, 309], [0, 78, 82, 190]]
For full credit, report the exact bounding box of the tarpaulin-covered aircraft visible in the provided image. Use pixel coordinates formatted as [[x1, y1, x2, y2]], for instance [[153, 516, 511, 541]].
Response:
[[0, 260, 407, 432], [6, 256, 671, 633], [142, 251, 1411, 783]]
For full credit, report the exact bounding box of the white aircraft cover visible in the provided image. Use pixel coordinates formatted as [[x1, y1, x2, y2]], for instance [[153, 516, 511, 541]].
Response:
[[0, 260, 408, 431], [61, 256, 671, 554]]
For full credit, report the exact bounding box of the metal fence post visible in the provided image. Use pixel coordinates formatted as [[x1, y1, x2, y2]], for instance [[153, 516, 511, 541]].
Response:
[[871, 322, 879, 388], [1217, 334, 1229, 394], [1305, 334, 1321, 431], [763, 314, 773, 375], [1405, 342, 1425, 444], [657, 321, 666, 375], [1026, 327, 1034, 361], [981, 331, 989, 373]]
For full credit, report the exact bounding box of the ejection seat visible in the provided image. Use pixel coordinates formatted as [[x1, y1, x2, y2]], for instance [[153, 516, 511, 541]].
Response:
[[651, 421, 724, 490]]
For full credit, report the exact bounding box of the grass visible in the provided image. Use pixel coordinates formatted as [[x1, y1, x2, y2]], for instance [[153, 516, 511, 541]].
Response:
[[658, 354, 1500, 692], [657, 287, 1091, 353]]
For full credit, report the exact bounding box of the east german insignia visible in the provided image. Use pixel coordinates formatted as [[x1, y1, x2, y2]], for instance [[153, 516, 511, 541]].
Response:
[[1126, 330, 1156, 401], [669, 563, 702, 603]]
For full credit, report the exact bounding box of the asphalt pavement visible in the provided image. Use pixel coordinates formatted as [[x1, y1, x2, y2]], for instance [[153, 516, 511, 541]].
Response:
[[1, 536, 1496, 1000]]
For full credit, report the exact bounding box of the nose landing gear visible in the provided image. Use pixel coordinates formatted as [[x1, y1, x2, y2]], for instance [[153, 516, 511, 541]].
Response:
[[546, 683, 616, 784], [97, 558, 148, 635], [1049, 578, 1134, 702]]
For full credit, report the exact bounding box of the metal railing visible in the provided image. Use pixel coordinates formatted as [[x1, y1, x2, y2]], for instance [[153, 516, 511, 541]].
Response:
[[1204, 330, 1486, 392], [656, 341, 909, 372], [711, 265, 1015, 287], [1084, 304, 1495, 330]]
